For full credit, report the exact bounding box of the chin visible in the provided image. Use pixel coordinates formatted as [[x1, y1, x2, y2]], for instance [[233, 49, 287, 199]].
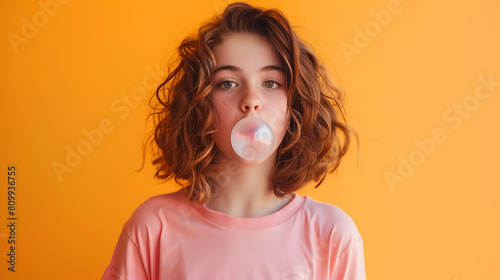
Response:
[[233, 151, 278, 167]]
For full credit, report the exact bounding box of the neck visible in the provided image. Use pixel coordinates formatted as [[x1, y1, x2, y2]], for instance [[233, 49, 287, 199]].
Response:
[[205, 153, 293, 218]]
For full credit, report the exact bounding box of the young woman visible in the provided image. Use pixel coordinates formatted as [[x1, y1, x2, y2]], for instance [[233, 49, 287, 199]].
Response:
[[102, 2, 365, 279]]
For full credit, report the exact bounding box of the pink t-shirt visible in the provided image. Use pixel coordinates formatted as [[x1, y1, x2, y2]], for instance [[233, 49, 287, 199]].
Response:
[[101, 190, 366, 280]]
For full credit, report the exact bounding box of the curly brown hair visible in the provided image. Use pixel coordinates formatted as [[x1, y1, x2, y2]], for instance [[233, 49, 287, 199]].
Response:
[[143, 2, 358, 203]]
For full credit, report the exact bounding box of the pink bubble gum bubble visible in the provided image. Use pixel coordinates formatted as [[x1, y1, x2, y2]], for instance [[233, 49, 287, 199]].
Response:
[[231, 117, 274, 161]]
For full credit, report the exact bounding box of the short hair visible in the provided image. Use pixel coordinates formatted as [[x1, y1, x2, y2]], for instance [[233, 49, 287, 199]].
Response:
[[143, 2, 357, 203]]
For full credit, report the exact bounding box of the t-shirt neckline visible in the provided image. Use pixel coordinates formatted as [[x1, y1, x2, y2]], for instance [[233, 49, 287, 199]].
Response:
[[189, 193, 306, 230]]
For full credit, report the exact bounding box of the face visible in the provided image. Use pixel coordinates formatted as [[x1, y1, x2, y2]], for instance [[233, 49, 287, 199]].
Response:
[[211, 33, 289, 165]]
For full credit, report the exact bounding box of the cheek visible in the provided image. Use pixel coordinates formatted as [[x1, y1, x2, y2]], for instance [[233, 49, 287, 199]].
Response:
[[275, 111, 289, 141], [267, 97, 289, 145], [212, 98, 227, 129], [212, 99, 235, 155]]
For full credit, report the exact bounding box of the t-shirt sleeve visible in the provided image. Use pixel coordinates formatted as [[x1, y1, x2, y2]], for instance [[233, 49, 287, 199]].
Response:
[[101, 225, 149, 280], [326, 205, 366, 280], [329, 237, 366, 280]]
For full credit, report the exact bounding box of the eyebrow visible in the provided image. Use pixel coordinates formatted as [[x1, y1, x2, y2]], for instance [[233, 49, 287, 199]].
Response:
[[213, 65, 285, 74]]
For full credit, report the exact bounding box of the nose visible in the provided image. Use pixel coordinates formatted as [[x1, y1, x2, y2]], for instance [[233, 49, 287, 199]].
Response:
[[240, 87, 262, 114]]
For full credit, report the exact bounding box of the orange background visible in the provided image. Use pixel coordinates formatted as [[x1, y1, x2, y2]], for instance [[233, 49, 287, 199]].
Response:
[[1, 0, 499, 279]]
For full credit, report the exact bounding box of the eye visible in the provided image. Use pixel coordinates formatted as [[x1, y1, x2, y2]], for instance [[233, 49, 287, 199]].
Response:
[[264, 80, 280, 89], [217, 80, 237, 89]]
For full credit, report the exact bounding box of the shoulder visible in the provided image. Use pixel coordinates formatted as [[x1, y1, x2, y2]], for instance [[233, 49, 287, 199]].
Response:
[[122, 189, 192, 235], [302, 195, 363, 247], [130, 189, 188, 216]]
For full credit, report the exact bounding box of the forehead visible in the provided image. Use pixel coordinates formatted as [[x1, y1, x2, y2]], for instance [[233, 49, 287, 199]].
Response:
[[212, 33, 283, 69]]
